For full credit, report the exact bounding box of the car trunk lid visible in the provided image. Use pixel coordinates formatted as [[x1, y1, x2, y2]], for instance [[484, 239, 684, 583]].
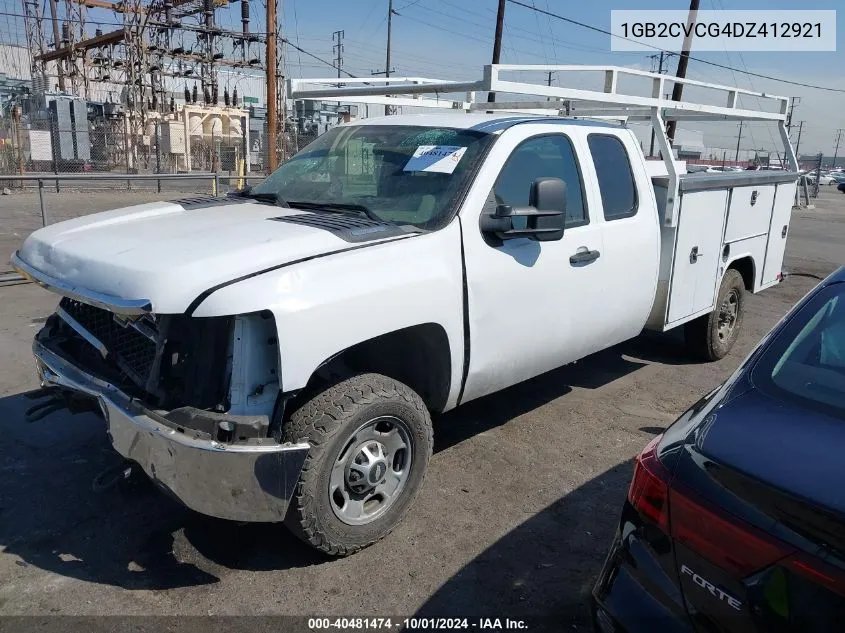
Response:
[[669, 390, 845, 632]]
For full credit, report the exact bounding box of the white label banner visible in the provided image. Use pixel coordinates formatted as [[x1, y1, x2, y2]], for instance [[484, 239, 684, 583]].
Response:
[[403, 145, 468, 174], [610, 10, 836, 52]]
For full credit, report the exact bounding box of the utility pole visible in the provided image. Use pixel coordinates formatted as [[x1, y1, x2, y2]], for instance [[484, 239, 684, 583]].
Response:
[[48, 0, 65, 91], [648, 51, 667, 157], [266, 0, 278, 171], [735, 120, 743, 162], [385, 0, 393, 85], [332, 30, 344, 82], [786, 96, 800, 132], [666, 0, 700, 144], [833, 128, 844, 169], [488, 0, 506, 103], [279, 0, 286, 162], [371, 1, 397, 115], [794, 121, 804, 158]]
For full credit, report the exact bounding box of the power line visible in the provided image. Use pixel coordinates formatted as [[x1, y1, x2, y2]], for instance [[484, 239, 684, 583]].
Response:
[[506, 0, 845, 94], [290, 0, 304, 78], [282, 37, 359, 78], [413, 0, 637, 57], [529, 1, 549, 65]]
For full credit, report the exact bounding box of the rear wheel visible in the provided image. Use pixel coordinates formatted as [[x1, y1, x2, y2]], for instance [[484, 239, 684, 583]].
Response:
[[684, 269, 745, 361], [282, 373, 433, 556]]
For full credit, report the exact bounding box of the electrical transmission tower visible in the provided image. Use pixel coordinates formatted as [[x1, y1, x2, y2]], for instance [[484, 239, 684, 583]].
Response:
[[333, 30, 344, 81], [833, 128, 844, 169], [21, 0, 48, 87]]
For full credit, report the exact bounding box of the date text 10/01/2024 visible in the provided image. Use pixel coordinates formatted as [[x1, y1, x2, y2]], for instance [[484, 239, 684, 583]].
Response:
[[307, 618, 529, 630]]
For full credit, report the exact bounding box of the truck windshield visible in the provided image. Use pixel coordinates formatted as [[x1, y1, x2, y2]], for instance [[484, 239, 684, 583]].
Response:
[[251, 125, 493, 229]]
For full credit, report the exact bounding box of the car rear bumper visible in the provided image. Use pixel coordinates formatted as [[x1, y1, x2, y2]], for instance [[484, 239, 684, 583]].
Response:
[[592, 534, 694, 633], [33, 338, 310, 523]]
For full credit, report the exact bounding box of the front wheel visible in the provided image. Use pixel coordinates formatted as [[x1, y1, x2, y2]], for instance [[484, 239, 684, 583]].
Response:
[[282, 373, 433, 556], [684, 269, 745, 361]]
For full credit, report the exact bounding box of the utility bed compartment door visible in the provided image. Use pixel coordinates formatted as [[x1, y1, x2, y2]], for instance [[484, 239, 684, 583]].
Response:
[[761, 182, 796, 286], [666, 190, 729, 325], [723, 185, 775, 243]]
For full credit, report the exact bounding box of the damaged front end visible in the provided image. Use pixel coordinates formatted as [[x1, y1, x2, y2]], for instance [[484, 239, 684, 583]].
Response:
[[42, 298, 266, 439], [28, 294, 309, 523]]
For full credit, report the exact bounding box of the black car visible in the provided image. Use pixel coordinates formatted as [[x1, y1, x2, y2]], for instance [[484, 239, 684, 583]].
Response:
[[593, 267, 845, 632], [837, 182, 845, 194]]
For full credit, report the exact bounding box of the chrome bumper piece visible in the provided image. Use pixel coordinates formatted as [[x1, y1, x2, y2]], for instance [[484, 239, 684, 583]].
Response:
[[33, 339, 310, 522]]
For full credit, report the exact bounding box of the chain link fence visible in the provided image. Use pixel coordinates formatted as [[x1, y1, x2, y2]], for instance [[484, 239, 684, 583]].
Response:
[[0, 109, 338, 257]]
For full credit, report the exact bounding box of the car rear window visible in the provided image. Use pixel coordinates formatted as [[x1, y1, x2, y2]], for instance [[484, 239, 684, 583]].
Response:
[[753, 282, 845, 419]]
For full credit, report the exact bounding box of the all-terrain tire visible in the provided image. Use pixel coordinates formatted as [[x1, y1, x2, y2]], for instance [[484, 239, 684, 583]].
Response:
[[282, 373, 433, 556], [684, 268, 745, 361]]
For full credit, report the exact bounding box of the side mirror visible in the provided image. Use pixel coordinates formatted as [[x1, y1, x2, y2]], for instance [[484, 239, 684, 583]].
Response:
[[480, 177, 566, 242]]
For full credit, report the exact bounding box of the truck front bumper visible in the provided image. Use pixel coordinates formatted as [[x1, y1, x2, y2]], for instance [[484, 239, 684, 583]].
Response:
[[32, 339, 310, 523]]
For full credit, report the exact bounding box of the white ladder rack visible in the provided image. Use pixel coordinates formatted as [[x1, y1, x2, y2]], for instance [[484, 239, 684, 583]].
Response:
[[287, 64, 798, 227]]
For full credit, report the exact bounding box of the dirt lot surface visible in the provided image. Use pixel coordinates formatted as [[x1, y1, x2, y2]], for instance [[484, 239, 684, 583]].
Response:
[[0, 188, 843, 630]]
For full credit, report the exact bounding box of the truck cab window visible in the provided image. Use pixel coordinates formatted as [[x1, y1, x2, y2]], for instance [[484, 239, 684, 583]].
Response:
[[252, 125, 493, 230], [588, 134, 638, 220], [493, 135, 588, 227]]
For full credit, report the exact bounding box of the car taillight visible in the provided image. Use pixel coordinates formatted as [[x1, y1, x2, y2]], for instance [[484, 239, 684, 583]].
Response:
[[628, 438, 845, 595], [628, 436, 797, 581], [669, 487, 793, 577], [627, 435, 670, 531]]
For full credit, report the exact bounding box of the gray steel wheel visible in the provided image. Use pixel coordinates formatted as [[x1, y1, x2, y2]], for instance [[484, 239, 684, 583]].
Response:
[[716, 288, 740, 342], [329, 415, 413, 525], [282, 373, 433, 556], [684, 268, 745, 361]]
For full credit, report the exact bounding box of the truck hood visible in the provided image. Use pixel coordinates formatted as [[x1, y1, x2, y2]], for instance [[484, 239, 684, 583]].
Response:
[[14, 198, 389, 314]]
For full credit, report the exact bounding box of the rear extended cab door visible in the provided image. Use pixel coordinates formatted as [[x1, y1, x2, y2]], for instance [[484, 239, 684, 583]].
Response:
[[457, 122, 660, 404]]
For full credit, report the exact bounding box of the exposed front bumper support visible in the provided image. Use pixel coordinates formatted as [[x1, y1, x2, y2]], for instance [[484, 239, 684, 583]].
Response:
[[33, 339, 310, 523]]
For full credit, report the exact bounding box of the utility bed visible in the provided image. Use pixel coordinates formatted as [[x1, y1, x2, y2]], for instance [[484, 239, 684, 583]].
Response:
[[648, 169, 797, 331]]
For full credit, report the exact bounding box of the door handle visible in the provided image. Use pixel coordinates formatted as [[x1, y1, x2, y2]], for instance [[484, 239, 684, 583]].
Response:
[[570, 248, 601, 265], [690, 246, 702, 264]]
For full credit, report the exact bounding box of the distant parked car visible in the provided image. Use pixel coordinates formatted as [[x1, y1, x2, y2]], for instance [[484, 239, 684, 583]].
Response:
[[805, 172, 836, 185], [829, 172, 845, 184], [705, 166, 743, 173], [686, 164, 712, 173], [593, 267, 845, 632]]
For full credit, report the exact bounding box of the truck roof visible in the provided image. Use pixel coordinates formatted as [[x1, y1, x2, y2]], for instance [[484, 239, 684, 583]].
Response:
[[345, 113, 619, 132]]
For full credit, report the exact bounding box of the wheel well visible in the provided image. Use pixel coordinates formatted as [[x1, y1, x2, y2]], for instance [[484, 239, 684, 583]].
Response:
[[728, 256, 755, 291], [298, 324, 452, 414]]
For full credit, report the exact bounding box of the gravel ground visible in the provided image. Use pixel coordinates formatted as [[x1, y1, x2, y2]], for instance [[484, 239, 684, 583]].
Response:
[[0, 188, 842, 631]]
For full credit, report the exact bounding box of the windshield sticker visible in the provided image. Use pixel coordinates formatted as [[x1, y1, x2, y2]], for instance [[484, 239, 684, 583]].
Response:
[[403, 145, 468, 174]]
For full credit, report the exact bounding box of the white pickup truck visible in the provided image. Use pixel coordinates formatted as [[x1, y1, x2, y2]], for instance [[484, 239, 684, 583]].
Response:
[[12, 66, 799, 555]]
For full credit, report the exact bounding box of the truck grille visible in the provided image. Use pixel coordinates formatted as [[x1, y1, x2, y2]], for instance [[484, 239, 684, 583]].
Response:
[[59, 298, 158, 388]]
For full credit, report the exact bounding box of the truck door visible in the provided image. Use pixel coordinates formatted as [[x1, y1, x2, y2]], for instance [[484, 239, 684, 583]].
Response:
[[459, 129, 609, 404]]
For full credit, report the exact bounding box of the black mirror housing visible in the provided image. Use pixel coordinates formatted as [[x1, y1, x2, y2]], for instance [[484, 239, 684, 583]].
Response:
[[480, 177, 566, 242]]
